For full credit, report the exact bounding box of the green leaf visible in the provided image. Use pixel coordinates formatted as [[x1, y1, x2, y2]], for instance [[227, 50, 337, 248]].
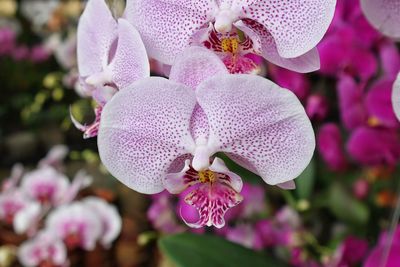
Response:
[[328, 183, 369, 225], [296, 160, 316, 199], [159, 233, 289, 267]]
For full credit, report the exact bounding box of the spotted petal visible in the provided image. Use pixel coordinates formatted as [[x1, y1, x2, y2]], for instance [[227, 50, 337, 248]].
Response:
[[196, 74, 315, 185], [77, 0, 117, 77], [107, 19, 150, 88], [98, 77, 197, 194], [392, 74, 400, 121], [169, 46, 228, 89], [239, 0, 336, 58], [236, 20, 320, 73], [164, 160, 199, 194], [361, 0, 400, 39], [125, 0, 217, 65]]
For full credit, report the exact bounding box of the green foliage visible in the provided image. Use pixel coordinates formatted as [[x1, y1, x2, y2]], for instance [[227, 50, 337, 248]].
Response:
[[296, 159, 316, 199], [159, 233, 289, 267], [328, 183, 369, 225]]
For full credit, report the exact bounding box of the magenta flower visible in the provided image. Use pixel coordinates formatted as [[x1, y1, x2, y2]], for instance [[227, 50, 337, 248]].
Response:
[[336, 75, 368, 130], [317, 123, 348, 171], [306, 94, 329, 122], [347, 127, 400, 166], [46, 202, 102, 250], [330, 236, 369, 267], [73, 0, 149, 138], [268, 66, 311, 101], [364, 225, 400, 267], [18, 231, 68, 267], [379, 41, 400, 79], [98, 47, 315, 228], [366, 78, 400, 129], [318, 28, 377, 81], [148, 192, 185, 234], [125, 0, 336, 73], [361, 0, 400, 39]]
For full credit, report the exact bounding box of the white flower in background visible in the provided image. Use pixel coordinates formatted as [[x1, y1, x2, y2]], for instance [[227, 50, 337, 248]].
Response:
[[45, 202, 102, 251], [0, 189, 30, 225], [18, 230, 68, 267], [13, 202, 41, 235], [20, 167, 69, 206], [82, 197, 122, 248]]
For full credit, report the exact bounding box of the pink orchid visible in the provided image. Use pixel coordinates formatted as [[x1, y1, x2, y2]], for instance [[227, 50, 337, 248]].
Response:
[[82, 197, 122, 248], [21, 167, 70, 206], [38, 144, 69, 171], [317, 123, 348, 171], [73, 0, 149, 138], [98, 47, 315, 228], [363, 225, 400, 267], [361, 0, 400, 39], [0, 189, 31, 225], [329, 236, 368, 267], [1, 163, 24, 191], [125, 0, 336, 73], [148, 192, 185, 234], [225, 224, 264, 249], [18, 230, 68, 267], [46, 202, 102, 251]]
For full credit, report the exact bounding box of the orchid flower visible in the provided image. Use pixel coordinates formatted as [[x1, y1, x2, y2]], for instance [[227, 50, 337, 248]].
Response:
[[46, 202, 102, 250], [125, 0, 336, 74], [360, 0, 400, 39], [0, 189, 31, 225], [1, 163, 24, 191], [18, 230, 68, 267], [82, 197, 122, 248], [73, 0, 149, 138], [98, 47, 315, 228], [38, 144, 69, 171], [20, 167, 70, 206], [148, 192, 185, 234], [13, 201, 42, 236]]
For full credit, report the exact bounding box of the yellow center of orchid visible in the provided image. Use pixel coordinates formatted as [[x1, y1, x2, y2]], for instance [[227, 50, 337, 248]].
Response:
[[221, 37, 239, 54], [367, 116, 380, 127], [198, 170, 216, 183]]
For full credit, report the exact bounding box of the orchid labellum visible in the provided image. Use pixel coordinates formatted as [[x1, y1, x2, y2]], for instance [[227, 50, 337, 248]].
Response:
[[125, 0, 336, 73], [73, 0, 149, 138], [98, 47, 315, 228]]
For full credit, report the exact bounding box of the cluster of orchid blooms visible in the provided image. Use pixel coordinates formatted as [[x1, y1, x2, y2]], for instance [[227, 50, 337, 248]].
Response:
[[68, 0, 400, 265], [0, 146, 121, 267], [72, 0, 400, 229], [72, 0, 342, 229], [0, 27, 50, 63], [1, 0, 400, 266]]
